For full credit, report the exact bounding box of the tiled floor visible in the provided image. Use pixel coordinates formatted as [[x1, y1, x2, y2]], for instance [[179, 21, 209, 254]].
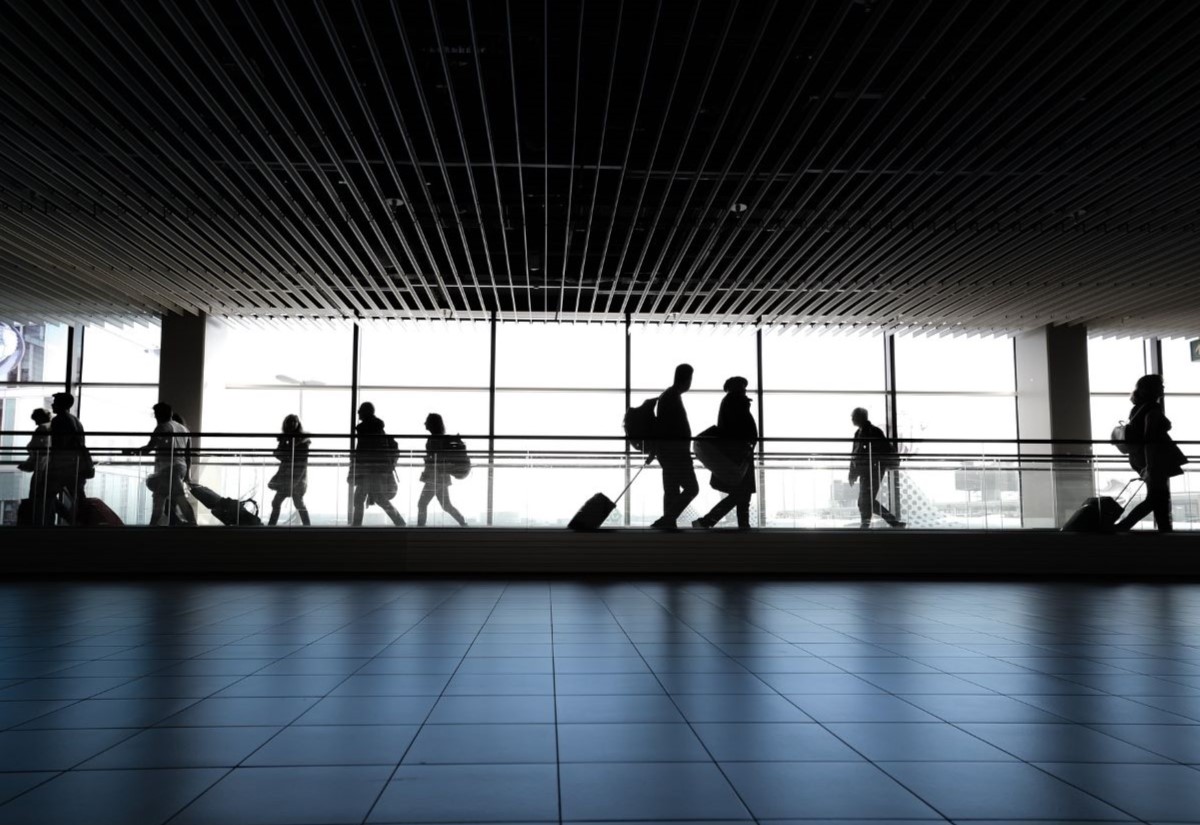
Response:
[[0, 581, 1198, 824]]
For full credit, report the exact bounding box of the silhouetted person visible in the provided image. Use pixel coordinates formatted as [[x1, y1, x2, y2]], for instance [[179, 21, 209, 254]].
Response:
[[128, 402, 196, 526], [650, 363, 699, 530], [417, 413, 467, 527], [268, 414, 311, 526], [849, 407, 904, 529], [694, 376, 757, 530], [1116, 374, 1187, 532], [351, 401, 405, 527], [47, 392, 89, 524], [170, 412, 193, 485], [18, 408, 51, 525]]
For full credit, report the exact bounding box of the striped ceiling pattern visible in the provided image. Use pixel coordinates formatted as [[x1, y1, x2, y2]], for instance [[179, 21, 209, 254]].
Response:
[[2, 0, 1199, 336]]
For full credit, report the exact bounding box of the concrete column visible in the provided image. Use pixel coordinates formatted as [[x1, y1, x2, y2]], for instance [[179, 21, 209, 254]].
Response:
[[157, 312, 207, 442], [1014, 324, 1093, 527]]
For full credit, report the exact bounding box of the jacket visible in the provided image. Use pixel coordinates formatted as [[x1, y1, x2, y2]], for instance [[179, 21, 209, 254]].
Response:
[[270, 434, 310, 496], [48, 412, 88, 484], [655, 387, 691, 454], [353, 416, 392, 476], [713, 392, 757, 494], [849, 421, 891, 482], [1126, 403, 1187, 480], [420, 435, 455, 485]]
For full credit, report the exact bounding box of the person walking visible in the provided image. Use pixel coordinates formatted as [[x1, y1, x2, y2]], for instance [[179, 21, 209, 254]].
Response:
[[650, 363, 699, 530], [1116, 374, 1187, 532], [47, 392, 91, 524], [849, 407, 905, 529], [17, 408, 52, 525], [128, 402, 196, 525], [693, 376, 757, 530], [268, 414, 311, 526], [350, 402, 405, 527], [416, 413, 467, 527]]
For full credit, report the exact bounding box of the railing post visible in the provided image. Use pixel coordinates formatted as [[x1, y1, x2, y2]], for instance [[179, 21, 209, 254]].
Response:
[[624, 313, 632, 527], [883, 333, 901, 520], [348, 320, 360, 525], [487, 311, 497, 526], [756, 322, 766, 528]]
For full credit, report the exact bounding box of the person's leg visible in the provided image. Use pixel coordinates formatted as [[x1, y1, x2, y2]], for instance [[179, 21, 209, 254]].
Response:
[[351, 483, 368, 526], [269, 490, 287, 526], [659, 458, 681, 523], [735, 492, 751, 529], [1151, 478, 1173, 532], [436, 488, 467, 526], [417, 486, 435, 527], [869, 474, 902, 526], [1116, 479, 1165, 531], [174, 492, 197, 525], [678, 465, 699, 517], [856, 480, 873, 527], [150, 491, 167, 526], [378, 498, 406, 526], [697, 494, 736, 527], [292, 494, 311, 526]]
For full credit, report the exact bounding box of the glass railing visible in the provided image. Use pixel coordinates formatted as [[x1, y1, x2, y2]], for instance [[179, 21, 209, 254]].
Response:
[[1, 431, 1196, 530]]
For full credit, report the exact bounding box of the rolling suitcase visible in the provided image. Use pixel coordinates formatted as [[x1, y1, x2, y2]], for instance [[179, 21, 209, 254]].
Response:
[[1062, 478, 1142, 532], [568, 465, 646, 531], [81, 498, 124, 527]]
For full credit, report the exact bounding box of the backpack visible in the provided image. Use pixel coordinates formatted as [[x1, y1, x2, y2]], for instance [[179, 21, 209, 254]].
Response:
[[1110, 422, 1132, 454], [385, 435, 401, 466], [444, 435, 472, 479], [878, 435, 902, 470], [624, 398, 659, 453]]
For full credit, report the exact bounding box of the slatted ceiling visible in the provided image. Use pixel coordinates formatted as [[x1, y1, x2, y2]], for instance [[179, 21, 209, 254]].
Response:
[[1, 2, 1199, 336]]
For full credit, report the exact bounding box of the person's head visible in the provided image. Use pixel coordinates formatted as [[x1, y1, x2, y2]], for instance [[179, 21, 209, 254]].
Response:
[[1132, 374, 1165, 405], [358, 401, 375, 420], [282, 414, 303, 435], [673, 363, 694, 393], [31, 408, 50, 426], [152, 402, 172, 423], [50, 392, 74, 414], [723, 376, 749, 396], [424, 413, 445, 435], [851, 407, 869, 427]]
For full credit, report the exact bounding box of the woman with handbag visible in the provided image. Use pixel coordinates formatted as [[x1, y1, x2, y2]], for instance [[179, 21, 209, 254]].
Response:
[[18, 408, 52, 525], [1116, 374, 1188, 531], [268, 414, 311, 526], [693, 376, 757, 530]]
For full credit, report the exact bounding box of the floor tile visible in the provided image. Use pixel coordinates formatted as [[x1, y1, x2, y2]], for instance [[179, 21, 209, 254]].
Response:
[[330, 674, 453, 696], [442, 673, 552, 695], [556, 694, 685, 723], [171, 765, 392, 825], [558, 722, 710, 762], [404, 723, 556, 764], [295, 696, 436, 725], [0, 772, 56, 805], [694, 722, 864, 761], [758, 673, 885, 693], [453, 656, 553, 674], [159, 696, 318, 727], [97, 675, 243, 699], [672, 693, 810, 722], [244, 724, 418, 766], [427, 695, 554, 723], [1036, 762, 1200, 821], [1015, 694, 1197, 724], [369, 764, 558, 823], [0, 700, 74, 728], [81, 726, 281, 768], [960, 722, 1173, 762], [0, 728, 135, 770], [553, 657, 650, 673], [878, 761, 1132, 821], [560, 762, 749, 821], [0, 677, 131, 701], [656, 673, 773, 694], [721, 761, 939, 819], [857, 672, 998, 694], [788, 693, 939, 722], [900, 693, 1069, 722], [214, 674, 348, 697], [0, 768, 225, 825], [17, 697, 198, 729], [554, 673, 665, 694], [1089, 723, 1200, 762], [827, 722, 1015, 761]]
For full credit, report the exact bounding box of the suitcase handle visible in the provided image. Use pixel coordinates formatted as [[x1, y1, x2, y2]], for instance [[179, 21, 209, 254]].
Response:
[[1115, 477, 1144, 507], [613, 464, 647, 506]]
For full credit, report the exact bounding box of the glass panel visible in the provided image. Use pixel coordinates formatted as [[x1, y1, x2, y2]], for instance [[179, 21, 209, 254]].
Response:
[[496, 322, 623, 389], [358, 389, 490, 443], [359, 320, 490, 388], [762, 329, 884, 391], [1087, 337, 1146, 393], [1163, 396, 1200, 450], [1, 322, 68, 384], [81, 323, 161, 384], [631, 324, 756, 393], [894, 333, 1014, 392], [896, 394, 1018, 453], [0, 385, 54, 450], [1161, 337, 1200, 394], [494, 390, 626, 453], [1090, 394, 1135, 458], [75, 386, 160, 451]]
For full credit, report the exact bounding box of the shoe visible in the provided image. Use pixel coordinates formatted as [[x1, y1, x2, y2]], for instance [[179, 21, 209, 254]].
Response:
[[650, 518, 678, 531], [888, 520, 907, 529], [692, 518, 713, 530], [858, 522, 871, 530]]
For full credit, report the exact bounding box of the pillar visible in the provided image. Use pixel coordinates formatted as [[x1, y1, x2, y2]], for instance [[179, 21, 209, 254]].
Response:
[[158, 312, 207, 443], [1014, 324, 1093, 527]]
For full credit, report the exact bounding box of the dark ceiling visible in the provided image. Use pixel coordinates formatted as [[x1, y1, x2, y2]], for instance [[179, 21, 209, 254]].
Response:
[[2, 0, 1200, 335]]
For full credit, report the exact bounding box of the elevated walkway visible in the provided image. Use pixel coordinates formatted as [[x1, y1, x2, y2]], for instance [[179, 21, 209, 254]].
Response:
[[3, 528, 1199, 578]]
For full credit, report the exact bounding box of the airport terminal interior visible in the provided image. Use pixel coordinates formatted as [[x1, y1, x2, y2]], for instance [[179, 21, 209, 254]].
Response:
[[3, 0, 1200, 822]]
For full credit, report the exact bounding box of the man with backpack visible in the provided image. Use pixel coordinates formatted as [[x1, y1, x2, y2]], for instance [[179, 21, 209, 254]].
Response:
[[649, 364, 699, 530], [47, 392, 92, 524], [350, 402, 405, 527], [848, 407, 905, 529]]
